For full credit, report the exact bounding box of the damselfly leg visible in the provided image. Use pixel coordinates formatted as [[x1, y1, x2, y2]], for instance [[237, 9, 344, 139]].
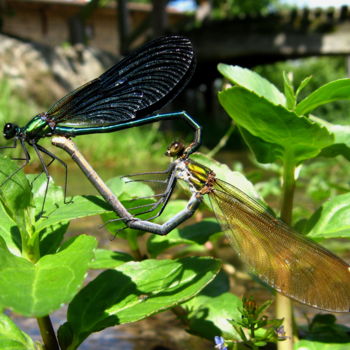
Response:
[[32, 143, 72, 216], [123, 164, 177, 217], [1, 137, 71, 216], [105, 166, 177, 227], [0, 139, 31, 187]]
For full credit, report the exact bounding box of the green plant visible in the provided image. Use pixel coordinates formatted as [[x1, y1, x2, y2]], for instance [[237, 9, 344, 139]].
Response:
[[229, 298, 286, 349], [2, 65, 350, 350], [218, 64, 350, 349], [0, 158, 220, 349], [254, 56, 350, 124]]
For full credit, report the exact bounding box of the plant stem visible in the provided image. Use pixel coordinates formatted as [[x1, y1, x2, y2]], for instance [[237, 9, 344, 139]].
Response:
[[280, 161, 296, 225], [276, 158, 296, 350], [37, 316, 59, 350], [207, 122, 235, 158], [127, 230, 143, 260]]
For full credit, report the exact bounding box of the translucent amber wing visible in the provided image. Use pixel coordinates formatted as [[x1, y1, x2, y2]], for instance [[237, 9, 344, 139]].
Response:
[[209, 179, 350, 312]]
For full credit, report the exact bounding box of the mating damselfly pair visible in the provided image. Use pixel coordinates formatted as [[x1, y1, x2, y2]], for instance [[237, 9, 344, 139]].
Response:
[[2, 35, 350, 314]]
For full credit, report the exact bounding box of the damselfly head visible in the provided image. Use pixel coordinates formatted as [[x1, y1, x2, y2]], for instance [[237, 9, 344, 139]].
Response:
[[165, 141, 185, 158], [3, 123, 20, 140]]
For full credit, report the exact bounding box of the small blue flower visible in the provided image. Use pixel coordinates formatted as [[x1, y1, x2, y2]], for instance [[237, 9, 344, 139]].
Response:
[[214, 336, 228, 350], [275, 325, 288, 340]]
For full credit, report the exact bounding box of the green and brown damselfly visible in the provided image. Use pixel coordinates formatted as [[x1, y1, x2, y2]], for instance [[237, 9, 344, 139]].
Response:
[[120, 141, 350, 313], [53, 136, 350, 312]]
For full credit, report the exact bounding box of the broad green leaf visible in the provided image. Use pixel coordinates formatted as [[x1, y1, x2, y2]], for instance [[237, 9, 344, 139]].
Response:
[[57, 322, 73, 350], [117, 178, 155, 200], [106, 176, 155, 200], [218, 64, 286, 105], [27, 174, 64, 216], [296, 78, 350, 116], [0, 157, 32, 215], [0, 201, 21, 255], [0, 313, 36, 350], [148, 218, 221, 258], [0, 156, 34, 233], [35, 195, 110, 233], [239, 127, 281, 164], [304, 193, 350, 240], [29, 174, 70, 255], [105, 177, 125, 197], [33, 177, 154, 234], [101, 197, 160, 235], [183, 272, 241, 340], [218, 87, 334, 164], [154, 199, 189, 222], [61, 257, 221, 348], [295, 340, 350, 350], [0, 235, 96, 316], [310, 116, 350, 161], [39, 222, 69, 256], [185, 293, 241, 339], [89, 249, 133, 269]]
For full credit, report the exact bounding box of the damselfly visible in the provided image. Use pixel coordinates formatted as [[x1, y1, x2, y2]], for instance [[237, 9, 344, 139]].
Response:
[[2, 36, 200, 213], [121, 141, 350, 312]]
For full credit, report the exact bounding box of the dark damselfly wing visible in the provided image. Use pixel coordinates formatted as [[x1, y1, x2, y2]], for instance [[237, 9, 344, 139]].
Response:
[[208, 178, 350, 312], [46, 36, 195, 127]]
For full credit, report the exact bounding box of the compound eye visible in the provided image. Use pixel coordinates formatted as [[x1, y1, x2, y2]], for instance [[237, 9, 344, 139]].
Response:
[[166, 141, 185, 157], [3, 123, 18, 139]]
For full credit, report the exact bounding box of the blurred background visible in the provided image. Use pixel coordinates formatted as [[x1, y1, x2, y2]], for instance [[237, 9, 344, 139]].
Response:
[[2, 0, 350, 172], [1, 1, 350, 349]]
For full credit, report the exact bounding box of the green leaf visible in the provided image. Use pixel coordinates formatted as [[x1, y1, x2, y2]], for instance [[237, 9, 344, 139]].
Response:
[[283, 71, 295, 110], [105, 177, 125, 197], [0, 313, 36, 350], [0, 201, 21, 255], [218, 64, 286, 105], [0, 157, 34, 233], [106, 176, 155, 200], [61, 257, 221, 348], [39, 222, 69, 256], [218, 87, 334, 164], [184, 289, 242, 339], [295, 340, 350, 350], [27, 174, 64, 216], [295, 75, 312, 100], [148, 218, 221, 258], [154, 199, 188, 223], [239, 128, 281, 164], [0, 157, 32, 215], [310, 117, 350, 161], [0, 235, 96, 316], [57, 322, 73, 350], [35, 195, 110, 233], [304, 193, 350, 240], [101, 197, 159, 235], [89, 249, 133, 269], [296, 78, 350, 116], [117, 177, 155, 200]]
